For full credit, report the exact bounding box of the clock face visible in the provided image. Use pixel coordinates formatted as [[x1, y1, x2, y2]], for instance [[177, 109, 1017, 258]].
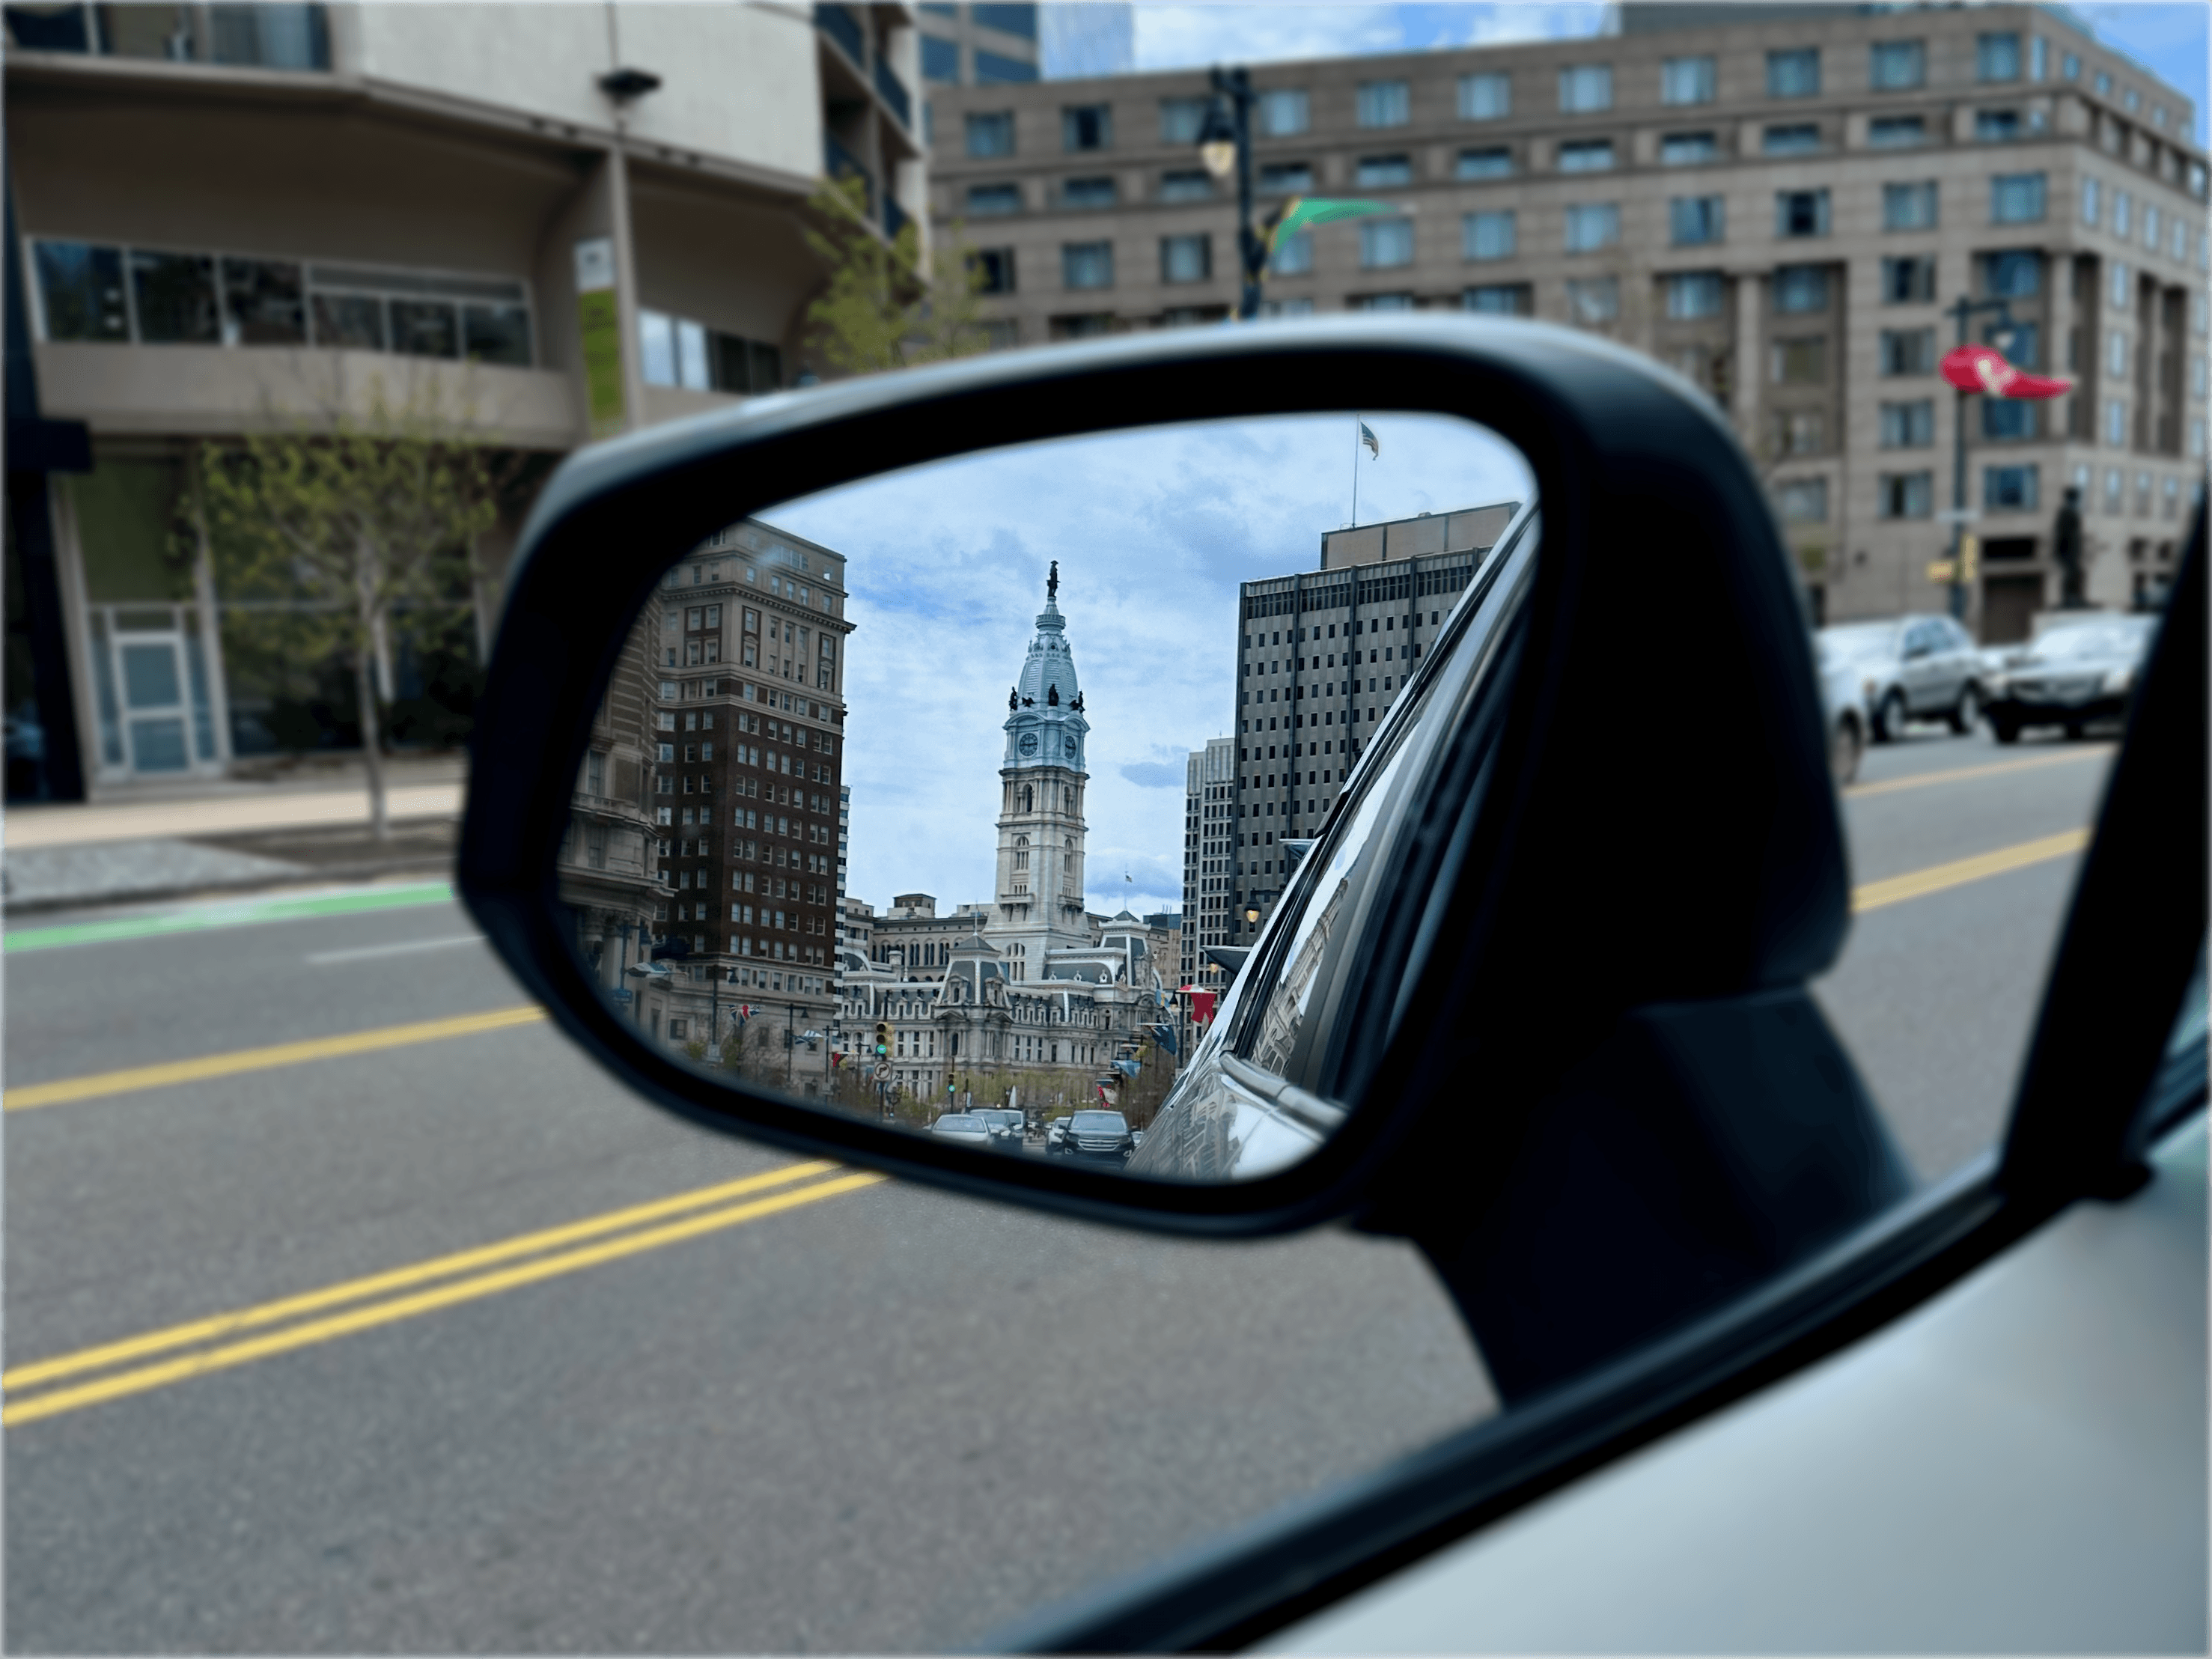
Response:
[[1018, 733, 1038, 756], [1063, 737, 1079, 758]]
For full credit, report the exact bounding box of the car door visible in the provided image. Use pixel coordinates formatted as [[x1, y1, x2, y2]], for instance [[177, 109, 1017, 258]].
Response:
[[1898, 618, 1946, 712]]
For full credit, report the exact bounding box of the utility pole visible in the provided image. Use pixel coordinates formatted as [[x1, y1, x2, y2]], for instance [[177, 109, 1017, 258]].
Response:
[[1198, 67, 1264, 321]]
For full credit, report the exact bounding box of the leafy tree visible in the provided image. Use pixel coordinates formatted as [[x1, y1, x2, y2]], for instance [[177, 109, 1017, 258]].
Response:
[[802, 174, 994, 375], [198, 378, 503, 839]]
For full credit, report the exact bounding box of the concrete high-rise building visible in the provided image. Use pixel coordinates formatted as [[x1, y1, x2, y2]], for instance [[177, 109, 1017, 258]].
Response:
[[926, 4, 2208, 636], [915, 1, 1038, 151], [1232, 503, 1517, 938], [1181, 734, 1237, 990], [7, 1, 924, 800]]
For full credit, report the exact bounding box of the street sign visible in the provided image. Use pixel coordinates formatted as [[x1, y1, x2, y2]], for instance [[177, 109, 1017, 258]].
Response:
[[1926, 559, 1957, 582], [1934, 508, 1981, 524], [614, 987, 633, 1003]]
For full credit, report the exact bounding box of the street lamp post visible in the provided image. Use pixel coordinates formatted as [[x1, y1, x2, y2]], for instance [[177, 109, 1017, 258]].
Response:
[[1198, 67, 1264, 321], [1944, 293, 2020, 627]]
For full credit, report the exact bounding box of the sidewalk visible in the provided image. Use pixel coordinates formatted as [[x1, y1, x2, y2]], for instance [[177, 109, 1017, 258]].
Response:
[[4, 758, 468, 916]]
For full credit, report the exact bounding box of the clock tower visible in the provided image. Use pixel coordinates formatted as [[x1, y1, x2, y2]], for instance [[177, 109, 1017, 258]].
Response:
[[992, 563, 1091, 978]]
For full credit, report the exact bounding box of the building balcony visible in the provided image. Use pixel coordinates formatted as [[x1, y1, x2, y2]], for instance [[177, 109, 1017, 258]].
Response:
[[4, 2, 331, 69], [812, 1, 865, 66]]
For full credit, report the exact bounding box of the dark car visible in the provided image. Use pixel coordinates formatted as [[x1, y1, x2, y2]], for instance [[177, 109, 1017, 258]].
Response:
[[1984, 618, 2156, 742], [1058, 1109, 1133, 1166]]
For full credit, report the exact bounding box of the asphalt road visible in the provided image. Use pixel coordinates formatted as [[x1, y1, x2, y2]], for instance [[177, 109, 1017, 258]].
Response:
[[4, 723, 2122, 1653]]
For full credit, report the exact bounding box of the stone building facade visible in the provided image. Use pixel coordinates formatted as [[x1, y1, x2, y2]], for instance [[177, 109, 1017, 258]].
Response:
[[925, 2, 2207, 635]]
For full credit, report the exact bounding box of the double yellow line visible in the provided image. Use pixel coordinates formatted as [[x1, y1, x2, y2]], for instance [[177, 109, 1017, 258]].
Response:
[[3, 1160, 880, 1427]]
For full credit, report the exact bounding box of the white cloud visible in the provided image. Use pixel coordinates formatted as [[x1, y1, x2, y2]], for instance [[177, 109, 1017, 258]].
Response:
[[766, 412, 1531, 923]]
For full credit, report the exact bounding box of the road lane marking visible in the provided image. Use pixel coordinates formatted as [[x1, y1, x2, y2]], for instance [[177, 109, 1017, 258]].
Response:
[[1852, 829, 2090, 914], [3, 1005, 546, 1112], [4, 882, 457, 955], [305, 934, 484, 966], [1843, 747, 2111, 800], [3, 1170, 883, 1427], [2, 1160, 838, 1392]]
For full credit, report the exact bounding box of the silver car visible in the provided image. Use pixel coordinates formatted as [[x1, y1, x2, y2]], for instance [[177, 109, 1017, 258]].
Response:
[[928, 1112, 993, 1148], [1815, 640, 1868, 787], [1818, 614, 1985, 743]]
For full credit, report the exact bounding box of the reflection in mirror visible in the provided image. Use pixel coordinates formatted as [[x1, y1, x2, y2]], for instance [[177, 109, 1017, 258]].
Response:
[[558, 414, 1532, 1181]]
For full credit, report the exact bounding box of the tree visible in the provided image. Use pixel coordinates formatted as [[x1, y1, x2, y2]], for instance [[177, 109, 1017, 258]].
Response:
[[802, 174, 994, 375], [198, 378, 503, 840]]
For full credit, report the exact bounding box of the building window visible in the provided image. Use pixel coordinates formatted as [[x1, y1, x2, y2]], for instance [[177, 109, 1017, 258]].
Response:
[[2109, 330, 2130, 377], [2103, 466, 2124, 513], [2081, 177, 2102, 225], [1767, 48, 1820, 98], [921, 34, 960, 83], [966, 183, 1022, 216], [1359, 218, 1415, 268], [1774, 264, 1829, 313], [2142, 204, 2161, 253], [1566, 277, 1619, 325], [1880, 255, 1936, 303], [972, 248, 1016, 294], [1258, 87, 1309, 136], [1159, 169, 1213, 204], [1269, 232, 1313, 276], [1459, 71, 1511, 120], [1975, 109, 2025, 143], [973, 49, 1035, 85], [1456, 147, 1513, 180], [1558, 64, 1612, 113], [1869, 40, 1925, 90], [1983, 249, 2041, 298], [1348, 292, 1416, 312], [1062, 176, 1116, 210], [1356, 79, 1410, 127], [2112, 261, 2133, 309], [1356, 153, 1414, 187], [1983, 398, 2036, 439], [1868, 115, 1927, 148], [1772, 335, 1827, 384], [1880, 472, 1934, 517], [1977, 31, 2022, 82], [1984, 464, 2039, 510], [1664, 271, 1725, 318], [1159, 96, 1207, 144], [1883, 181, 1937, 231], [1160, 234, 1210, 284], [1463, 284, 1532, 316], [1463, 210, 1517, 261], [1764, 124, 1821, 156], [1259, 161, 1314, 195], [964, 112, 1014, 158], [2106, 398, 2128, 445], [1661, 55, 1715, 105], [1557, 138, 1615, 173], [1564, 203, 1620, 252], [1669, 195, 1725, 246], [1776, 477, 1829, 520], [2115, 189, 2133, 237], [1880, 400, 1936, 446], [1061, 103, 1112, 151], [1660, 130, 1717, 165], [1776, 189, 1831, 237], [1061, 241, 1113, 289], [1991, 173, 2047, 224]]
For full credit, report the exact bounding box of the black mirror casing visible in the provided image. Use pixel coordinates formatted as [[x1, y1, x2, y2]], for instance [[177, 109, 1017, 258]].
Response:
[[458, 317, 1867, 1257]]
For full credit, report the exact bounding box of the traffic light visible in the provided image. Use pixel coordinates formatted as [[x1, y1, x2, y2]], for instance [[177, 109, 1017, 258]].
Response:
[[874, 1020, 891, 1056]]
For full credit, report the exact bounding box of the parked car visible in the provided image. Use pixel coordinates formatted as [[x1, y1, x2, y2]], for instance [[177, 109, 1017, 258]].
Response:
[[1983, 616, 2159, 743], [1815, 637, 1868, 787], [927, 1112, 992, 1148], [1045, 1115, 1071, 1154], [1817, 613, 1986, 742], [972, 1107, 1026, 1152]]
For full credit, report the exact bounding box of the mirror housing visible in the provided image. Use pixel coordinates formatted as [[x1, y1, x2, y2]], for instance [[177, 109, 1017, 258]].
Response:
[[461, 319, 1853, 1253]]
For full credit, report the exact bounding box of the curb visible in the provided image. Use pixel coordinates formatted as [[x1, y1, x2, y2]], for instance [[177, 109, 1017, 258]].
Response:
[[3, 859, 457, 920]]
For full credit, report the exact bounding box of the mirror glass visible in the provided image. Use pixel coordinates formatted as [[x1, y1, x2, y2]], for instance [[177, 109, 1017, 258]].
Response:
[[558, 413, 1534, 1181]]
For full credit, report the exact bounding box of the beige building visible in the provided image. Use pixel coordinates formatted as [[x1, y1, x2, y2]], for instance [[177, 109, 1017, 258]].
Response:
[[927, 3, 2208, 636], [7, 1, 922, 796], [1231, 502, 1517, 941]]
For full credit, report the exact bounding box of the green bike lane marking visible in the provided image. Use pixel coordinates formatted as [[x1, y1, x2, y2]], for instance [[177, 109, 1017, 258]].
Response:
[[5, 882, 457, 955]]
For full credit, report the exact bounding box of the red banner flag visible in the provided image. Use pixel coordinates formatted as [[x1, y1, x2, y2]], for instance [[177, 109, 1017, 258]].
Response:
[[1940, 343, 2071, 400]]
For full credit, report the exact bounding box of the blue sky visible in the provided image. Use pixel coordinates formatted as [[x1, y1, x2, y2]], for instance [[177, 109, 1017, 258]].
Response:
[[766, 414, 1532, 921], [1043, 3, 2208, 145]]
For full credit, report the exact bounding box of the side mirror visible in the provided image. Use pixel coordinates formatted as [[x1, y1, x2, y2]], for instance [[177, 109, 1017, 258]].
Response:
[[463, 320, 1894, 1394]]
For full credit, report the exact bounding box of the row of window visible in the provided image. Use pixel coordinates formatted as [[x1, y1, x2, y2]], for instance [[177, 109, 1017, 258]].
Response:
[[1037, 177, 2053, 291], [638, 309, 784, 395], [30, 239, 532, 362], [964, 31, 2167, 156], [1780, 463, 2207, 524]]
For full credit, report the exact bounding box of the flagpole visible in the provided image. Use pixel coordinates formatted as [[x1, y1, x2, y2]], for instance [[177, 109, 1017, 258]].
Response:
[[1350, 413, 1359, 527]]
